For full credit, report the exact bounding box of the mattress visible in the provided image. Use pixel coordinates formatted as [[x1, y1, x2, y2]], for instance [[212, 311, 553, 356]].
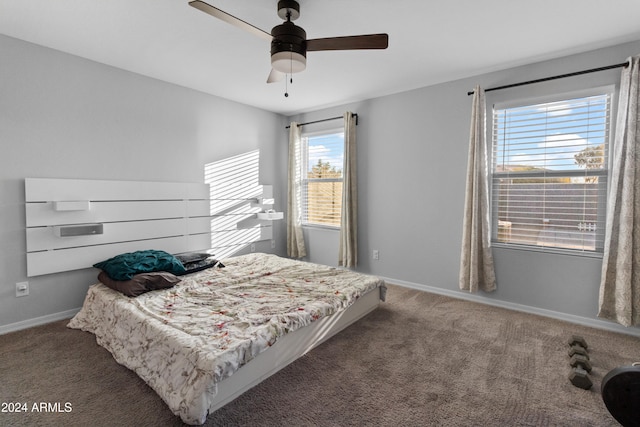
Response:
[[68, 252, 385, 424]]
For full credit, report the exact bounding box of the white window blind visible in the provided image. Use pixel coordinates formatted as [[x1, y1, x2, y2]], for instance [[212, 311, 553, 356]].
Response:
[[301, 131, 344, 228], [491, 93, 611, 253]]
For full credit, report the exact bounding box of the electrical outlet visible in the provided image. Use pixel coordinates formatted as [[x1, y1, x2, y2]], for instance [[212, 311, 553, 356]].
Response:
[[271, 240, 276, 249], [372, 250, 379, 260], [16, 281, 29, 297], [250, 243, 256, 252]]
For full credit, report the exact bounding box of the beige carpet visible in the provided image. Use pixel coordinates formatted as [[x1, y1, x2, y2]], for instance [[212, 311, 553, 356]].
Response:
[[1, 284, 638, 426]]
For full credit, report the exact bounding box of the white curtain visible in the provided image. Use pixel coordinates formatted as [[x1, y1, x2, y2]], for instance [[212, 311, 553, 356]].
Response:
[[459, 86, 497, 293], [339, 112, 358, 267], [287, 122, 307, 259], [598, 56, 640, 327]]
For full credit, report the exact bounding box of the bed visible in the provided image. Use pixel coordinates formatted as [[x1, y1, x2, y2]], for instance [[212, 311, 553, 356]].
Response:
[[68, 252, 386, 425]]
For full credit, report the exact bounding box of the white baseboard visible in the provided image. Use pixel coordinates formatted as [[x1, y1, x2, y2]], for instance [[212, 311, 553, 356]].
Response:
[[0, 308, 80, 335], [382, 276, 640, 338]]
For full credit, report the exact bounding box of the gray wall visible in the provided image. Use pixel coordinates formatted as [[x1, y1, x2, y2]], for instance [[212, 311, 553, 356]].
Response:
[[0, 35, 287, 330], [288, 39, 640, 333], [3, 32, 639, 335]]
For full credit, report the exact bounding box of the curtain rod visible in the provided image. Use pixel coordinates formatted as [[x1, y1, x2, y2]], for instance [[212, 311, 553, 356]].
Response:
[[285, 113, 358, 129], [466, 61, 629, 96]]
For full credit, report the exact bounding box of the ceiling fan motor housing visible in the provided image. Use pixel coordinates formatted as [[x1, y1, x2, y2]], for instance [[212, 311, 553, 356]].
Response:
[[271, 21, 307, 73]]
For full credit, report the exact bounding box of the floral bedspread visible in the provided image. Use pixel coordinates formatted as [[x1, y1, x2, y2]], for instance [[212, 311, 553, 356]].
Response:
[[68, 253, 385, 425]]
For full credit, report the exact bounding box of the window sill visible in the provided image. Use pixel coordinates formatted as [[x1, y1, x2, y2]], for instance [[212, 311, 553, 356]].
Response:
[[491, 242, 604, 259], [302, 223, 340, 232]]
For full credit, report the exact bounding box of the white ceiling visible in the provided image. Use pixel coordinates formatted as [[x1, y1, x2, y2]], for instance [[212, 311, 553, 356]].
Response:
[[2, 0, 640, 116]]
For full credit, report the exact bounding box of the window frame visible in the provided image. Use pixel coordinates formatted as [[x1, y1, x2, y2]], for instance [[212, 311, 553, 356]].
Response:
[[488, 86, 615, 257], [300, 128, 345, 229]]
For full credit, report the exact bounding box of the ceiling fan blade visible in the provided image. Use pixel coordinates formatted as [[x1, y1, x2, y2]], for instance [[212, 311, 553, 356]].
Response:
[[189, 0, 272, 42], [267, 69, 285, 84], [307, 34, 389, 51]]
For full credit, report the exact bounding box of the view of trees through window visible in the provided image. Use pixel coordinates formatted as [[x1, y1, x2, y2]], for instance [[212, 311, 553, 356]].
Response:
[[492, 93, 610, 252], [302, 132, 344, 227]]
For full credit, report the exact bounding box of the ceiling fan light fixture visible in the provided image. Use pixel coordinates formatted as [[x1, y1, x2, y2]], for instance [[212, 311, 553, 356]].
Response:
[[270, 20, 306, 74], [271, 51, 306, 73]]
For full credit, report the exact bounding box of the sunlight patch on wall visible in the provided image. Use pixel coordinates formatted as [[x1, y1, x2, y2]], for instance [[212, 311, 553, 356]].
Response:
[[204, 150, 265, 259]]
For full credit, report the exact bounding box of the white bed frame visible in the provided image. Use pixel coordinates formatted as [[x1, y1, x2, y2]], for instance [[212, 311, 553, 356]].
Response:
[[28, 178, 383, 423], [208, 287, 381, 413]]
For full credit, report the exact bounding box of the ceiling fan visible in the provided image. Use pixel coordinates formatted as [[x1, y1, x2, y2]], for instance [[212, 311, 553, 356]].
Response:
[[189, 0, 389, 83]]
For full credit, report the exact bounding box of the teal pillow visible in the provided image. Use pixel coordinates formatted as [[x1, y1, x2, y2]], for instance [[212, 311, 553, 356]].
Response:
[[93, 249, 186, 281]]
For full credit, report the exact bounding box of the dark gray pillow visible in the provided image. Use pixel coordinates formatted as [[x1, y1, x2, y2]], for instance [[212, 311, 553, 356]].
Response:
[[174, 252, 214, 264], [98, 271, 181, 297]]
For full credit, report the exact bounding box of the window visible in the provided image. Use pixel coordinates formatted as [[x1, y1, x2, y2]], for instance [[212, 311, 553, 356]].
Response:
[[491, 92, 611, 254], [301, 130, 344, 227]]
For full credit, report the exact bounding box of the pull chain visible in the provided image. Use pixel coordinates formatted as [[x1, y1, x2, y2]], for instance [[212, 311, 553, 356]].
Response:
[[284, 48, 294, 98]]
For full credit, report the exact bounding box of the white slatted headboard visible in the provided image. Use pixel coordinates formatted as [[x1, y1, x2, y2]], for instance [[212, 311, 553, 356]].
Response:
[[25, 178, 211, 277]]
